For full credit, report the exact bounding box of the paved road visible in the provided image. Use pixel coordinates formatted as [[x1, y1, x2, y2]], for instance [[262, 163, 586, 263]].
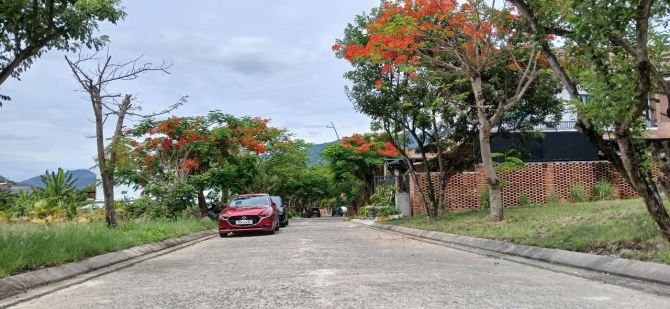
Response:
[[13, 217, 670, 308]]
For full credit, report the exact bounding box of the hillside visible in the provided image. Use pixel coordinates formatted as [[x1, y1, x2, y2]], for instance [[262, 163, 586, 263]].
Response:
[[307, 141, 335, 165], [17, 169, 97, 189]]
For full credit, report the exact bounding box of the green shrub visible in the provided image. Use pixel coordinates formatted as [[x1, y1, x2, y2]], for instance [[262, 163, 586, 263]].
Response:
[[570, 185, 587, 203], [546, 192, 561, 205], [376, 206, 400, 216], [121, 196, 168, 219], [593, 180, 615, 201], [358, 206, 369, 218], [480, 187, 490, 209], [288, 209, 300, 218], [370, 185, 395, 206], [518, 193, 531, 206]]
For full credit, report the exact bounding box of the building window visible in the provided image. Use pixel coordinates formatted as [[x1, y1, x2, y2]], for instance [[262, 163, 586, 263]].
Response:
[[580, 94, 589, 103]]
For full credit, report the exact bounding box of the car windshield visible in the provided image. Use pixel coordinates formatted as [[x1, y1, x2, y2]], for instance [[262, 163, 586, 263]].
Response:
[[271, 196, 282, 206], [229, 196, 269, 207]]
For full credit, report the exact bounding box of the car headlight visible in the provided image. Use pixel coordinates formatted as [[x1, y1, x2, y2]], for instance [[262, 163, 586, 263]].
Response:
[[219, 214, 230, 220], [260, 208, 273, 217]]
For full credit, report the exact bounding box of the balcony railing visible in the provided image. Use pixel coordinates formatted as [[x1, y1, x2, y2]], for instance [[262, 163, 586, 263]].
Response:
[[496, 119, 658, 132]]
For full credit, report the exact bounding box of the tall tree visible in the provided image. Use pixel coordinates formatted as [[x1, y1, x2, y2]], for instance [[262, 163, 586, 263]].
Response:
[[510, 0, 670, 240], [0, 0, 125, 106], [335, 0, 559, 220], [124, 112, 283, 217], [65, 52, 184, 227], [322, 133, 398, 210]]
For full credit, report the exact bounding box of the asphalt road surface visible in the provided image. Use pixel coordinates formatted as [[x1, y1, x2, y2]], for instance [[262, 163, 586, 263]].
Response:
[[12, 217, 670, 308]]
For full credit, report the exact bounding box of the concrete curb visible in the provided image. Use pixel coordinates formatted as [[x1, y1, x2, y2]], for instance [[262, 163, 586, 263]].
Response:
[[0, 229, 217, 300], [352, 219, 670, 286]]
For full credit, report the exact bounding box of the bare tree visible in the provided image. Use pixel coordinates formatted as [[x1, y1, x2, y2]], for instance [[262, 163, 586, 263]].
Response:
[[65, 51, 185, 227]]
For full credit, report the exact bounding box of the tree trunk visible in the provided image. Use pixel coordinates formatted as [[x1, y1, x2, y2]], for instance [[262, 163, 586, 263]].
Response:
[[93, 97, 118, 227], [617, 135, 670, 240], [197, 190, 208, 218], [472, 74, 503, 222], [479, 129, 503, 221]]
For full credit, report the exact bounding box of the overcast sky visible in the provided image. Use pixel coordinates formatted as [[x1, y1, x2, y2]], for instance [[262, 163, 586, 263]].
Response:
[[0, 0, 379, 181]]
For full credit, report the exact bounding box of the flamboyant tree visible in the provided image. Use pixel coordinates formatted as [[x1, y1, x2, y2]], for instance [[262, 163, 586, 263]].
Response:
[[322, 133, 398, 209], [334, 4, 561, 217], [334, 0, 554, 221], [124, 111, 284, 216], [510, 0, 670, 240]]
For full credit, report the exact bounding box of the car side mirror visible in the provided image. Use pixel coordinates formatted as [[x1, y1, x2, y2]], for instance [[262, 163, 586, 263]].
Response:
[[271, 202, 277, 207]]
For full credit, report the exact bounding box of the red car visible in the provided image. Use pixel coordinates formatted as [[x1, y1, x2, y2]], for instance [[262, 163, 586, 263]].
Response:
[[218, 194, 279, 237]]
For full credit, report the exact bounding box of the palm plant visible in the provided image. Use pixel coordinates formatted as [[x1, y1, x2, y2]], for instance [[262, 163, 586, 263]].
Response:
[[37, 168, 77, 199], [35, 168, 81, 218]]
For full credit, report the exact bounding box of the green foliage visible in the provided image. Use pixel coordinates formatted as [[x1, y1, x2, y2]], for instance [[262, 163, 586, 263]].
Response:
[[288, 209, 300, 219], [593, 180, 615, 201], [119, 196, 167, 220], [377, 206, 400, 216], [358, 206, 369, 218], [369, 185, 395, 206], [0, 0, 126, 105], [141, 182, 195, 218], [32, 168, 89, 219], [480, 187, 490, 209], [492, 152, 526, 173], [120, 111, 289, 216], [36, 168, 77, 199], [570, 185, 588, 203], [321, 133, 397, 206], [546, 192, 561, 205], [518, 193, 531, 206]]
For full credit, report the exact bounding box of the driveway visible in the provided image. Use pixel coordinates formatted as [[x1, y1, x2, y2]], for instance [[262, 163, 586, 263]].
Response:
[[13, 217, 670, 308]]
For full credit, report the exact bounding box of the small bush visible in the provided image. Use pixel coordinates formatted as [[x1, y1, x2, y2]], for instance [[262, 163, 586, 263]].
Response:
[[288, 209, 300, 218], [593, 180, 615, 201], [570, 185, 587, 203], [546, 192, 561, 205], [358, 206, 369, 218], [518, 193, 531, 206], [480, 187, 490, 209], [377, 206, 400, 216], [121, 197, 168, 219], [370, 185, 395, 206]]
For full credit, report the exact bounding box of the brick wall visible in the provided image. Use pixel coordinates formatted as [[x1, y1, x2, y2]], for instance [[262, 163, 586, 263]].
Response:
[[409, 161, 638, 215]]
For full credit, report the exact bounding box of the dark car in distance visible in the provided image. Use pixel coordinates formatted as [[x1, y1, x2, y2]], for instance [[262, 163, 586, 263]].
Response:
[[272, 196, 289, 227], [218, 194, 279, 237], [307, 207, 321, 218]]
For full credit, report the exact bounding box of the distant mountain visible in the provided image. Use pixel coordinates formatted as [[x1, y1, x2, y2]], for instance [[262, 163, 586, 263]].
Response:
[[307, 142, 335, 165], [0, 174, 5, 182], [17, 169, 97, 189]]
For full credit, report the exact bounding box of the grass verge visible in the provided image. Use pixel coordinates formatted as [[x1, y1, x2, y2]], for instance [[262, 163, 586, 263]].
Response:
[[0, 218, 216, 278], [386, 198, 670, 264]]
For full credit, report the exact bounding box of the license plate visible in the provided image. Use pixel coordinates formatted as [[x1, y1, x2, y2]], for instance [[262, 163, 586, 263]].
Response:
[[236, 219, 253, 225]]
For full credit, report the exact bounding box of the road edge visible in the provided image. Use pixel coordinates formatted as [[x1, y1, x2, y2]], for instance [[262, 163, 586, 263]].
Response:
[[0, 228, 217, 300], [352, 219, 670, 286]]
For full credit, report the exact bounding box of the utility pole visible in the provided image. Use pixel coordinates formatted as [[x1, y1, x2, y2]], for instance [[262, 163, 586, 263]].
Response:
[[326, 121, 340, 141]]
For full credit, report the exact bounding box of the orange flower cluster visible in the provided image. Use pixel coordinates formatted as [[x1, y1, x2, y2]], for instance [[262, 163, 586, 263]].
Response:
[[337, 0, 519, 85], [341, 133, 398, 157]]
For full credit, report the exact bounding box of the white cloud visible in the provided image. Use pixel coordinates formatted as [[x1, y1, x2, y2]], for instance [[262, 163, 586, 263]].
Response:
[[0, 0, 378, 180]]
